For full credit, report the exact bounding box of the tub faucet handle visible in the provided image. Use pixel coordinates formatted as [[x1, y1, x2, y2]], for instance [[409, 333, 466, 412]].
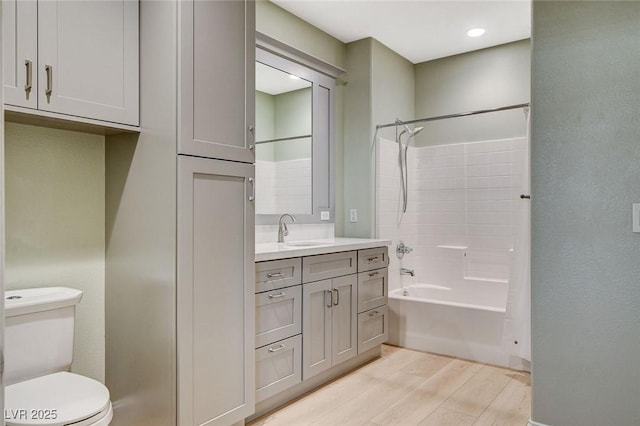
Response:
[[396, 241, 413, 259]]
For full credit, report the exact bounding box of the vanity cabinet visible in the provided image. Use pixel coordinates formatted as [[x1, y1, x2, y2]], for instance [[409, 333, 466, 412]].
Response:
[[302, 274, 358, 380], [179, 0, 255, 163], [177, 156, 255, 426], [254, 258, 303, 403], [2, 0, 139, 126], [251, 244, 389, 418]]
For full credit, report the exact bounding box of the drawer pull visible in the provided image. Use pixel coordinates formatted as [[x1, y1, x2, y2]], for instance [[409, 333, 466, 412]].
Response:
[[369, 310, 379, 317], [268, 344, 286, 353], [368, 272, 380, 277], [367, 256, 379, 262], [266, 271, 285, 279], [268, 292, 286, 299]]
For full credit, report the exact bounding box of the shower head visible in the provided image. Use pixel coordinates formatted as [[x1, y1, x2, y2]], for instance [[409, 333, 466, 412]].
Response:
[[411, 126, 424, 137]]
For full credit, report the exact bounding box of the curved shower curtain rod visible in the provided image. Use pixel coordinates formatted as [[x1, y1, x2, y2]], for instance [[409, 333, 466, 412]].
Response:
[[375, 102, 530, 130]]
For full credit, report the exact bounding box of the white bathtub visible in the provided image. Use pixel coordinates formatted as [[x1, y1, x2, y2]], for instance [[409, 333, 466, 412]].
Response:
[[388, 282, 522, 369]]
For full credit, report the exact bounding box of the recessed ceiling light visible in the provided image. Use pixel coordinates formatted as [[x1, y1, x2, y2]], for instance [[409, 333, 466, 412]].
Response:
[[467, 28, 486, 37], [289, 74, 301, 80]]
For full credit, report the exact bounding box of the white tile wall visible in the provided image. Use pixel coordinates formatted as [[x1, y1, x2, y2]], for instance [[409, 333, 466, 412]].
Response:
[[256, 158, 312, 215], [376, 137, 527, 292]]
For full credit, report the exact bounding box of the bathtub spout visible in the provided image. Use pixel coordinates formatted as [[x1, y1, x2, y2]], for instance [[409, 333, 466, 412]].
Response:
[[400, 267, 415, 277]]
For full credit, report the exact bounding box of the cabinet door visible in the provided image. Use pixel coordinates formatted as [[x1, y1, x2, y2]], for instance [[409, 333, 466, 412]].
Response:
[[2, 0, 37, 108], [177, 156, 255, 426], [302, 279, 332, 380], [179, 0, 255, 163], [37, 0, 139, 125], [331, 275, 358, 365]]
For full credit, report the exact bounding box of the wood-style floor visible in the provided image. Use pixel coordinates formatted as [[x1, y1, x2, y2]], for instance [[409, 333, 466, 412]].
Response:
[[249, 345, 531, 426]]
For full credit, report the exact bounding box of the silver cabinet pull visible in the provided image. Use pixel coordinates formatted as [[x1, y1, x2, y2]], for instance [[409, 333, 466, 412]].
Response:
[[45, 65, 53, 101], [367, 256, 379, 262], [268, 344, 286, 353], [333, 288, 340, 306], [369, 310, 379, 317], [24, 60, 32, 95], [248, 177, 255, 201], [325, 290, 332, 308], [266, 271, 284, 279], [268, 292, 286, 299], [368, 271, 380, 277]]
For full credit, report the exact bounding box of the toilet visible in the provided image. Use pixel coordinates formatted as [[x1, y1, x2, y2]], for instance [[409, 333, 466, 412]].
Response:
[[4, 287, 113, 426]]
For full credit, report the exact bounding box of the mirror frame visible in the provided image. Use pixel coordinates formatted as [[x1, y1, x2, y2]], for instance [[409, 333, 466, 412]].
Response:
[[255, 32, 344, 225]]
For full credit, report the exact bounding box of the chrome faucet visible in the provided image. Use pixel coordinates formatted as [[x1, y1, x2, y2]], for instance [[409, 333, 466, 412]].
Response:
[[400, 267, 415, 277], [277, 214, 296, 243], [396, 241, 413, 259]]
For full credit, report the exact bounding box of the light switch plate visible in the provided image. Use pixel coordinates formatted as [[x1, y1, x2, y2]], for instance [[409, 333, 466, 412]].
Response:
[[320, 211, 330, 221], [633, 204, 640, 233], [350, 209, 358, 223]]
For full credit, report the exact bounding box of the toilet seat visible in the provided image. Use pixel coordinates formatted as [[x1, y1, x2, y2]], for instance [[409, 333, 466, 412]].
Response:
[[5, 372, 112, 426]]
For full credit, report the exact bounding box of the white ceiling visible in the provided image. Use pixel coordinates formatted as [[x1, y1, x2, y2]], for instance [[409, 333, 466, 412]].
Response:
[[256, 62, 312, 95], [271, 0, 531, 64]]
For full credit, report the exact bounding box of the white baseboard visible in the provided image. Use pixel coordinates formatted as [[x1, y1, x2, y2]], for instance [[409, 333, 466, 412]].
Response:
[[529, 419, 550, 426]]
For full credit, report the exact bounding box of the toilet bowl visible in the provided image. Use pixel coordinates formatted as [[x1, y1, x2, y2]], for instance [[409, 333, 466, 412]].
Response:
[[4, 288, 113, 426]]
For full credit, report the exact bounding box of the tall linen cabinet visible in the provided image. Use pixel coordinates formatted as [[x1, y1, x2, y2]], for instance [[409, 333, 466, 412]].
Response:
[[105, 2, 255, 426]]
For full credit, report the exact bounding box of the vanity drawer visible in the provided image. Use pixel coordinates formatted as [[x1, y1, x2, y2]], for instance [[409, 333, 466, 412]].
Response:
[[302, 251, 357, 283], [256, 258, 302, 293], [256, 334, 302, 402], [357, 305, 389, 354], [358, 247, 389, 272], [357, 269, 388, 313], [255, 285, 302, 348]]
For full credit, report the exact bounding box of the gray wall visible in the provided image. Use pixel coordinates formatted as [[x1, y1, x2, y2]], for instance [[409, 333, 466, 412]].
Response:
[[531, 2, 640, 425], [256, 0, 347, 233], [414, 39, 530, 146]]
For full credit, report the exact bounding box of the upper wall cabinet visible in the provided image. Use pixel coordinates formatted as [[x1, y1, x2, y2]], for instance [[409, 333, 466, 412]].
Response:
[[178, 0, 255, 163], [2, 0, 139, 127]]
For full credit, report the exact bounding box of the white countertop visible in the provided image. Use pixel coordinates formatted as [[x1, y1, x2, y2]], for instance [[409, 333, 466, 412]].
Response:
[[255, 238, 391, 262]]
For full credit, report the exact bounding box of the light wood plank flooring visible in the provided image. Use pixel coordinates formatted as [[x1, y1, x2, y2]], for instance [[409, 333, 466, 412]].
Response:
[[248, 345, 530, 426]]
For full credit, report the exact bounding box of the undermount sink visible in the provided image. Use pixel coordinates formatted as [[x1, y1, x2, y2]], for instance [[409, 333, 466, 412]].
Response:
[[285, 240, 334, 247]]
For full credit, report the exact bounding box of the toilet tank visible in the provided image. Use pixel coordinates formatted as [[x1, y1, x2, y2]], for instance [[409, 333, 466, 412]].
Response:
[[4, 287, 83, 386]]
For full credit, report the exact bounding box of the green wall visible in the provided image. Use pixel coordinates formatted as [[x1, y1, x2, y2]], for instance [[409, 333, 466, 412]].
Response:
[[414, 40, 530, 145], [4, 123, 106, 383], [531, 2, 640, 424]]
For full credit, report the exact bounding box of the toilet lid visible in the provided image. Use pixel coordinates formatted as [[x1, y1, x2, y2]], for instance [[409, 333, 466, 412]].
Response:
[[5, 372, 110, 426]]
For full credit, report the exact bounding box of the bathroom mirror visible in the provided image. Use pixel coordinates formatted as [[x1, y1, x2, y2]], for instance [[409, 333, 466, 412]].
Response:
[[255, 63, 313, 215], [255, 33, 344, 224]]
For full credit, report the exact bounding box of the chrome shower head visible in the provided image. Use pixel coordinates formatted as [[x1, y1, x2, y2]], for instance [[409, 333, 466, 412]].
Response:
[[411, 126, 424, 136]]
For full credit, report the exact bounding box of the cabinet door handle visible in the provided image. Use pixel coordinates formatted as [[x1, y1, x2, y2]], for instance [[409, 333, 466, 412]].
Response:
[[368, 272, 379, 277], [325, 290, 332, 308], [24, 60, 32, 95], [45, 65, 53, 101], [333, 288, 340, 306], [268, 344, 286, 353], [369, 310, 379, 317], [268, 292, 286, 299], [266, 271, 284, 279], [248, 177, 255, 201]]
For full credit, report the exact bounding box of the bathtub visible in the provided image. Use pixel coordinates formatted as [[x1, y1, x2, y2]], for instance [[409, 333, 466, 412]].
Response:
[[388, 282, 521, 369]]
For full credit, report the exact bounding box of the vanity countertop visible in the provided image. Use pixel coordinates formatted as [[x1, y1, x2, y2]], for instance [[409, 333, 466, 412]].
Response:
[[255, 238, 391, 262]]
